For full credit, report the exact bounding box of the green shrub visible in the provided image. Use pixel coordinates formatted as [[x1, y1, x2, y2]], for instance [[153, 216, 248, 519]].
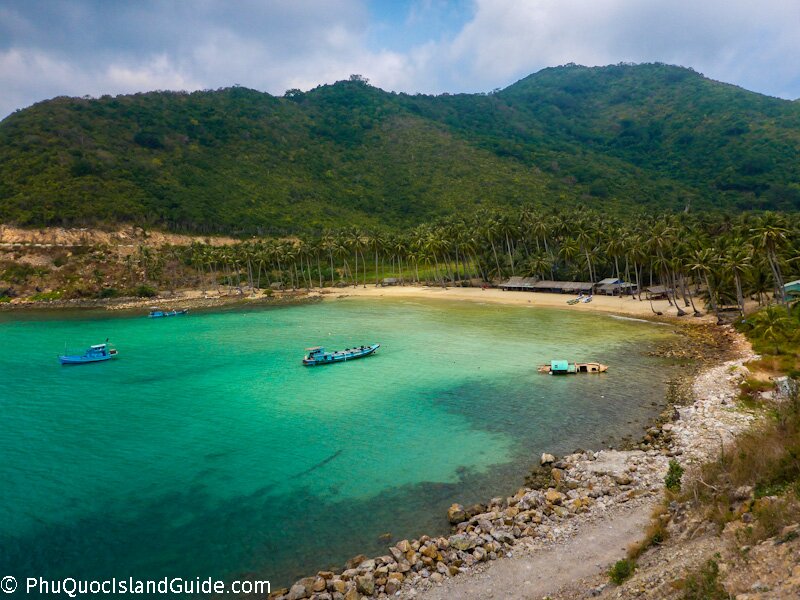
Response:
[[131, 285, 158, 298], [609, 559, 635, 585], [53, 254, 69, 267], [97, 287, 119, 299], [680, 559, 728, 600], [29, 290, 62, 302], [1, 262, 49, 284], [665, 459, 685, 492]]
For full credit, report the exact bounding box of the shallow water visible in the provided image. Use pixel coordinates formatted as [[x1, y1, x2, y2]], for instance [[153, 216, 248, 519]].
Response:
[[0, 298, 678, 590]]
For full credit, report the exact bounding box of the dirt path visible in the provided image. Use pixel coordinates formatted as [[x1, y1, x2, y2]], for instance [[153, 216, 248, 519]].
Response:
[[408, 501, 655, 600]]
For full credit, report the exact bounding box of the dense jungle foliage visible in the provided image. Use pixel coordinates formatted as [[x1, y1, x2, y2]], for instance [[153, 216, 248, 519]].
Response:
[[1, 63, 799, 235], [4, 208, 797, 325]]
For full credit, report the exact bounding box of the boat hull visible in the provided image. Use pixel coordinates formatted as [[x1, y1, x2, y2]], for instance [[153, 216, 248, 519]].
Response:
[[148, 309, 189, 318], [59, 344, 117, 365], [303, 344, 380, 366], [59, 354, 116, 365]]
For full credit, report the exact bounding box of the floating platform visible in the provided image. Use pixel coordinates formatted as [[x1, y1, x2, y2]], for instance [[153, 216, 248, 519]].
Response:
[[538, 360, 608, 374]]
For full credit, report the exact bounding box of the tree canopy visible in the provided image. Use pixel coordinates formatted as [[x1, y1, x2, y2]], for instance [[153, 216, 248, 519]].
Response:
[[1, 63, 799, 235]]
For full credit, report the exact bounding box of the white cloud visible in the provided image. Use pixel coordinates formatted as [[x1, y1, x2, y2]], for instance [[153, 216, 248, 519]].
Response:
[[1, 0, 800, 120], [436, 0, 800, 97], [105, 55, 202, 92], [0, 48, 91, 114]]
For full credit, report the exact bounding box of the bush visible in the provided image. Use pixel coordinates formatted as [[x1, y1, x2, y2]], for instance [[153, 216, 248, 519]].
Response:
[[609, 559, 635, 585], [53, 254, 69, 267], [97, 287, 119, 299], [131, 285, 158, 298], [680, 558, 728, 600], [29, 290, 62, 302], [665, 459, 685, 492], [685, 377, 800, 536], [1, 262, 49, 284], [627, 504, 669, 560]]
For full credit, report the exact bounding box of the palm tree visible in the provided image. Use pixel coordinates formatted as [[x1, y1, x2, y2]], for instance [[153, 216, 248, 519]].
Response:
[[371, 230, 386, 286], [498, 215, 518, 276], [321, 230, 337, 286], [558, 237, 580, 271], [750, 212, 790, 309], [750, 305, 792, 353], [339, 236, 356, 285], [574, 220, 597, 283], [723, 241, 752, 315], [526, 252, 551, 280], [482, 216, 504, 281], [688, 247, 721, 322], [604, 230, 626, 281]]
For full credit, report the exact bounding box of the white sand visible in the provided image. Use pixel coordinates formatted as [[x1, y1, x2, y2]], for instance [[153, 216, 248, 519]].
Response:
[[320, 285, 713, 322]]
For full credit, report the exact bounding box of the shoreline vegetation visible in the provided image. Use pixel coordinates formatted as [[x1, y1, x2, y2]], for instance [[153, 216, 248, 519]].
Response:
[[1, 209, 797, 323]]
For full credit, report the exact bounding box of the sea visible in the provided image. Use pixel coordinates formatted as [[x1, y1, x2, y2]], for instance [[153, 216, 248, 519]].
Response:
[[0, 297, 679, 592]]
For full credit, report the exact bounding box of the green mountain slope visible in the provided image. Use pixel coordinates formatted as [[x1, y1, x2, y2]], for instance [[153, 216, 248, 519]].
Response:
[[1, 63, 799, 234]]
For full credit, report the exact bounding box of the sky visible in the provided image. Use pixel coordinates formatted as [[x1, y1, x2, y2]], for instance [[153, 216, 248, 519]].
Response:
[[1, 0, 799, 119]]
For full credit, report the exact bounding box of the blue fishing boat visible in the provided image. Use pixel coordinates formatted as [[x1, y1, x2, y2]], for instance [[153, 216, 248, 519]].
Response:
[[59, 342, 118, 365], [148, 308, 189, 318], [303, 344, 380, 366]]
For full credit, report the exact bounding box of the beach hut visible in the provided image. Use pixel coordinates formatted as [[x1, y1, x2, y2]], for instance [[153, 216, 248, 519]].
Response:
[[530, 280, 594, 294], [596, 277, 636, 296], [645, 285, 672, 300], [783, 279, 800, 300], [380, 277, 400, 286], [499, 276, 538, 291]]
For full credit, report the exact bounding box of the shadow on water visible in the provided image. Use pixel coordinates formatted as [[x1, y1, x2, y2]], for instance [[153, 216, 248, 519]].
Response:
[[1, 460, 524, 594]]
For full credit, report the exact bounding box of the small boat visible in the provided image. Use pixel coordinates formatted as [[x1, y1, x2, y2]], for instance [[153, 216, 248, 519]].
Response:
[[538, 360, 608, 375], [148, 308, 189, 318], [567, 293, 585, 305], [581, 295, 593, 303], [59, 342, 118, 365], [303, 344, 380, 366]]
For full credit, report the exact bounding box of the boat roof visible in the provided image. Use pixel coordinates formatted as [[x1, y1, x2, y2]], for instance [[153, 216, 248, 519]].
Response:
[[305, 346, 324, 351], [551, 360, 569, 370], [90, 344, 107, 349]]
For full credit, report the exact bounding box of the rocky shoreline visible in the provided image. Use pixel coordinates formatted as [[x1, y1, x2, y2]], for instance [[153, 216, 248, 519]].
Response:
[[0, 289, 320, 312], [269, 326, 754, 600]]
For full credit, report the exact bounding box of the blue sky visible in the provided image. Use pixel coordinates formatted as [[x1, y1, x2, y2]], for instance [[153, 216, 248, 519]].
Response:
[[1, 0, 799, 119]]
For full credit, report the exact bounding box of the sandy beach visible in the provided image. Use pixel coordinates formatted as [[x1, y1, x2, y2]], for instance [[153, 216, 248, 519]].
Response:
[[3, 284, 722, 326], [319, 285, 714, 323]]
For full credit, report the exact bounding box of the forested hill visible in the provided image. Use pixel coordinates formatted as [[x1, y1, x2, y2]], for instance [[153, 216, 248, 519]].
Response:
[[1, 63, 799, 235]]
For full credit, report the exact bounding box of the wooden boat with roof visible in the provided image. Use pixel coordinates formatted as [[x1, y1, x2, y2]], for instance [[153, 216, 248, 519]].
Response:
[[303, 344, 380, 366], [538, 360, 608, 375], [59, 342, 118, 365]]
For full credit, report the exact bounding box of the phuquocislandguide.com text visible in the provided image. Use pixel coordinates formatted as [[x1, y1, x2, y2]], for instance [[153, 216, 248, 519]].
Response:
[[2, 576, 270, 596]]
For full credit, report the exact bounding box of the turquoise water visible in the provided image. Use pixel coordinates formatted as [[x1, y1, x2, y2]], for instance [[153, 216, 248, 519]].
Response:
[[0, 299, 677, 590]]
